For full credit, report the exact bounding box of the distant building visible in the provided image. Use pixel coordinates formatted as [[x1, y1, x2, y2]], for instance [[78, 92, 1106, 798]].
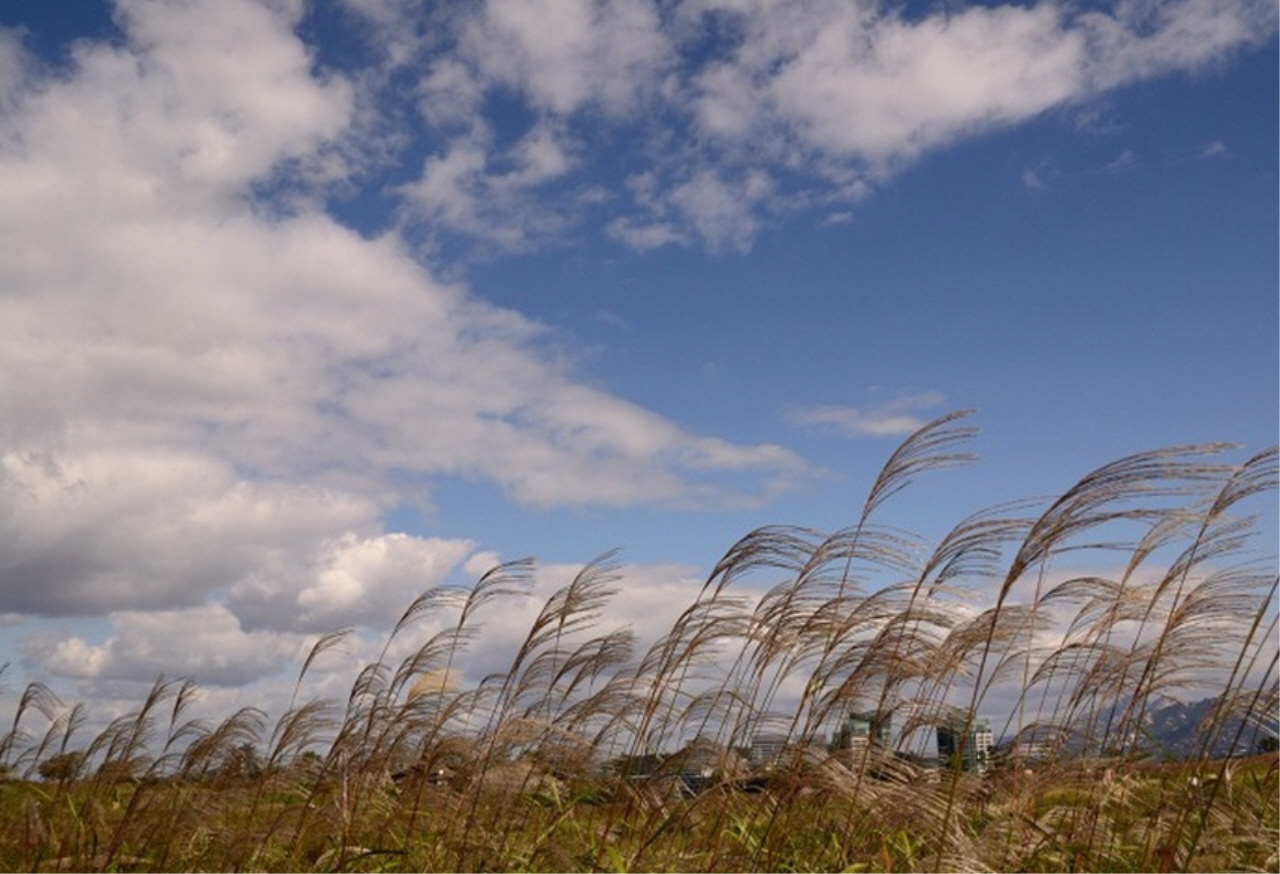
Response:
[[833, 709, 892, 752], [1009, 739, 1051, 766], [749, 733, 789, 765], [937, 717, 993, 772]]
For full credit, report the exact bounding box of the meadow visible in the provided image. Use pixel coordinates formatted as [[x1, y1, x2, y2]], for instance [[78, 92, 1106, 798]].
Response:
[[1, 412, 1275, 872]]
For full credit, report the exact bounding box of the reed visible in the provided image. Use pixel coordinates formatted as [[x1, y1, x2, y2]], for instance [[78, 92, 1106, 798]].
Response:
[[0, 414, 1274, 872]]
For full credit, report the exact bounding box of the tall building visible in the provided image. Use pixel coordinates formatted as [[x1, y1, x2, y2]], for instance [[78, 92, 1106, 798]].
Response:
[[834, 709, 892, 752], [749, 733, 789, 765], [936, 717, 993, 772]]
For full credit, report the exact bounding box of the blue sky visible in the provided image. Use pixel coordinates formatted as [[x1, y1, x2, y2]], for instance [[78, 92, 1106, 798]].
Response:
[[0, 0, 1274, 724]]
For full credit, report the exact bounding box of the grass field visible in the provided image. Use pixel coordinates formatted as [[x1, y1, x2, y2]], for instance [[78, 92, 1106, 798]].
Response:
[[2, 413, 1275, 872]]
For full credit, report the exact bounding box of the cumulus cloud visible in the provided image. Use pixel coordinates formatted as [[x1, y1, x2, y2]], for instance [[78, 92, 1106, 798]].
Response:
[[2, 0, 1273, 712], [689, 1, 1086, 165], [396, 114, 586, 251], [0, 0, 803, 653], [457, 0, 673, 116], [341, 0, 1274, 251], [228, 533, 479, 634], [33, 603, 303, 688], [396, 560, 710, 685], [0, 450, 377, 617], [666, 168, 771, 254], [25, 556, 710, 693]]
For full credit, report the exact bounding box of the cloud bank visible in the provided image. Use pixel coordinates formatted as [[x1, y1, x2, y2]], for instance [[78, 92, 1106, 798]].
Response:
[[0, 0, 801, 692], [0, 0, 1271, 699]]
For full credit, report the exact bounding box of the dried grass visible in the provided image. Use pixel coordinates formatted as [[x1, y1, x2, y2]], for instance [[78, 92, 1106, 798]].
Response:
[[0, 414, 1274, 872]]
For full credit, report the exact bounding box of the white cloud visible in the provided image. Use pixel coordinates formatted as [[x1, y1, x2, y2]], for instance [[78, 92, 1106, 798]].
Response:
[[34, 602, 302, 688], [458, 0, 673, 116], [229, 533, 477, 633], [1022, 168, 1049, 190], [417, 58, 485, 128], [1198, 139, 1228, 158], [0, 28, 28, 103], [606, 216, 689, 251], [683, 0, 1272, 172], [398, 122, 579, 250], [1, 0, 1272, 718], [667, 168, 771, 254], [694, 1, 1086, 167], [0, 449, 376, 617], [375, 558, 723, 689], [790, 392, 948, 438], [351, 0, 1276, 251], [1078, 0, 1274, 87], [0, 0, 806, 641], [1106, 148, 1139, 171]]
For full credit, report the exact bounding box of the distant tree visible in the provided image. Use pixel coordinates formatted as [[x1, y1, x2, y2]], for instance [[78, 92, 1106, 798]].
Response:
[[95, 757, 142, 784], [1256, 735, 1279, 754], [287, 749, 326, 781], [219, 742, 263, 779], [295, 749, 323, 771], [37, 750, 86, 783]]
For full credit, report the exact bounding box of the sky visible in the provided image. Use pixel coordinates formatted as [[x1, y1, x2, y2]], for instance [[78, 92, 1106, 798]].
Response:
[[0, 0, 1275, 730]]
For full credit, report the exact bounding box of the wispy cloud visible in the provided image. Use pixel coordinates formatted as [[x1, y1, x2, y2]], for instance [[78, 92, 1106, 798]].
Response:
[[336, 0, 1276, 252], [1199, 140, 1228, 158], [789, 392, 948, 438], [1167, 138, 1232, 167], [1106, 148, 1139, 171], [1022, 168, 1050, 190]]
